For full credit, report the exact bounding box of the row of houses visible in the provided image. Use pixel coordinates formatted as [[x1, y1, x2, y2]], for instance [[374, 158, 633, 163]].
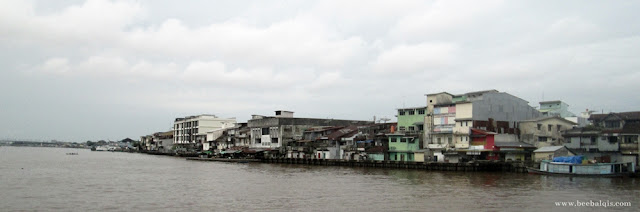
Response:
[[138, 89, 639, 168]]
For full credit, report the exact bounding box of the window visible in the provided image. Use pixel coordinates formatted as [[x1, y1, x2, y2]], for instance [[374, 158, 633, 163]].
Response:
[[448, 137, 452, 144], [590, 137, 596, 144], [408, 138, 415, 143], [399, 110, 405, 115], [537, 124, 542, 130], [255, 138, 261, 144], [408, 110, 415, 115], [390, 137, 397, 142], [605, 121, 620, 128], [399, 126, 406, 131], [262, 128, 269, 135], [548, 125, 552, 131], [418, 125, 423, 131], [418, 109, 425, 114], [271, 138, 278, 144], [437, 137, 441, 144], [401, 138, 406, 142], [465, 121, 468, 127], [538, 137, 548, 142], [557, 125, 561, 132], [408, 126, 415, 131]]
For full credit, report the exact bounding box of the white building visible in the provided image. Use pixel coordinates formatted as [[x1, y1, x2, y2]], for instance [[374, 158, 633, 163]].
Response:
[[173, 115, 236, 149]]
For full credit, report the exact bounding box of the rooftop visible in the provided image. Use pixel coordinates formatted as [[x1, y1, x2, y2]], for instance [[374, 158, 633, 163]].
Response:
[[519, 116, 577, 125], [589, 111, 640, 121], [533, 146, 565, 153]]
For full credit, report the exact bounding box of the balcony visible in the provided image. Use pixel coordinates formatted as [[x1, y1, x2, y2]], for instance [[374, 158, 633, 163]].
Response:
[[620, 143, 639, 153]]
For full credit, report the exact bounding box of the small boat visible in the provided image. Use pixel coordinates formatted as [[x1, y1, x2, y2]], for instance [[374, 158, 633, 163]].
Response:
[[528, 156, 635, 177], [66, 153, 78, 155], [95, 146, 109, 151]]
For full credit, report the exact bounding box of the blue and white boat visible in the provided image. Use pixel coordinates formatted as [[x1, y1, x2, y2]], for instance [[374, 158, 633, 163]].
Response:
[[528, 156, 635, 177]]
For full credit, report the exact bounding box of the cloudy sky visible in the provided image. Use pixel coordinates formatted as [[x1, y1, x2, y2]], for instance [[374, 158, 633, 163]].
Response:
[[1, 0, 639, 142]]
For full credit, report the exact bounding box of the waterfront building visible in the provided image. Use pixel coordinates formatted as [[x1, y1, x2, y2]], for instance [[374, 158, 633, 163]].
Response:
[[538, 100, 589, 126], [388, 107, 426, 162], [139, 131, 174, 152], [424, 92, 455, 162], [519, 116, 577, 148], [460, 128, 535, 162], [248, 110, 373, 155], [212, 123, 250, 150], [563, 111, 640, 167], [538, 100, 575, 118], [173, 114, 236, 151], [140, 135, 153, 151], [153, 131, 174, 153], [424, 90, 541, 162]]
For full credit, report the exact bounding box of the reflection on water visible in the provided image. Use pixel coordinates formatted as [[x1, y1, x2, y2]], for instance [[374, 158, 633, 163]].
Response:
[[1, 147, 638, 211]]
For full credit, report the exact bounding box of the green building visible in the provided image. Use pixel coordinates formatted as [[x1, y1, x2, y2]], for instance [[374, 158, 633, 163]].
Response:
[[388, 107, 427, 161]]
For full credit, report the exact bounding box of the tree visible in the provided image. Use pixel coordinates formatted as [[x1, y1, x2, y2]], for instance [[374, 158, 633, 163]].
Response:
[[97, 140, 107, 145], [86, 140, 95, 146], [120, 138, 135, 143]]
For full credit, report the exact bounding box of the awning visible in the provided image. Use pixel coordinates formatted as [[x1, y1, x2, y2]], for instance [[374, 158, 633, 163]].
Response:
[[356, 140, 374, 144], [413, 121, 424, 125]]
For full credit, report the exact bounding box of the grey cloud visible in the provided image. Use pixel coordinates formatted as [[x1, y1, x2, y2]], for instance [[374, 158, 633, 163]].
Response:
[[1, 0, 639, 141]]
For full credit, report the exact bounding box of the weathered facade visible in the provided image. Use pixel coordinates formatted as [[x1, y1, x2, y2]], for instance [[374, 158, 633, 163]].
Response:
[[248, 111, 373, 154], [173, 114, 237, 148], [584, 111, 640, 166], [390, 107, 427, 162], [424, 90, 541, 162], [538, 100, 576, 118], [519, 116, 577, 148]]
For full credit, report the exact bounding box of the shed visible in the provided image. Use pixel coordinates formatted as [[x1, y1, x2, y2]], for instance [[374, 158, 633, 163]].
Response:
[[533, 146, 575, 162]]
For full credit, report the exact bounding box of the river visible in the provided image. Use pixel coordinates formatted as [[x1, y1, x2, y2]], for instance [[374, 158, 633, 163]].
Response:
[[0, 146, 637, 211]]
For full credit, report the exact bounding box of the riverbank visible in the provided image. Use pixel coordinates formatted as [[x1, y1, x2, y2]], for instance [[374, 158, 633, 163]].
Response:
[[261, 158, 529, 172]]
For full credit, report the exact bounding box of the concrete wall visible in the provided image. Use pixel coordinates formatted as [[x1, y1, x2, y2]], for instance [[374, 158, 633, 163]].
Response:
[[397, 107, 426, 131], [598, 136, 620, 152], [520, 118, 575, 147], [414, 152, 425, 162], [388, 136, 420, 151], [389, 152, 414, 161], [369, 153, 385, 161]]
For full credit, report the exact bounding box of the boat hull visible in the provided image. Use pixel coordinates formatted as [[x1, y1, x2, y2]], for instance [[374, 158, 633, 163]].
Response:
[[527, 167, 631, 178]]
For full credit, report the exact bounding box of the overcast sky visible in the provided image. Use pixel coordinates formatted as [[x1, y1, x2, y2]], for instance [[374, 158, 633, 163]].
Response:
[[1, 0, 639, 142]]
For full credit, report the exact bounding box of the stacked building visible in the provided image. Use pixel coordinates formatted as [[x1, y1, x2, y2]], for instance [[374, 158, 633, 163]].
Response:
[[135, 89, 638, 170]]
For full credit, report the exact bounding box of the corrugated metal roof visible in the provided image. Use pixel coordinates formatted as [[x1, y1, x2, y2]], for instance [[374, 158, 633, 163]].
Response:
[[494, 142, 535, 148], [533, 146, 565, 153]]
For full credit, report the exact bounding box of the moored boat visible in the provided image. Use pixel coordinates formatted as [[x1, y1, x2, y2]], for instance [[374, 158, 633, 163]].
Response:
[[95, 146, 109, 151], [528, 156, 635, 177]]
